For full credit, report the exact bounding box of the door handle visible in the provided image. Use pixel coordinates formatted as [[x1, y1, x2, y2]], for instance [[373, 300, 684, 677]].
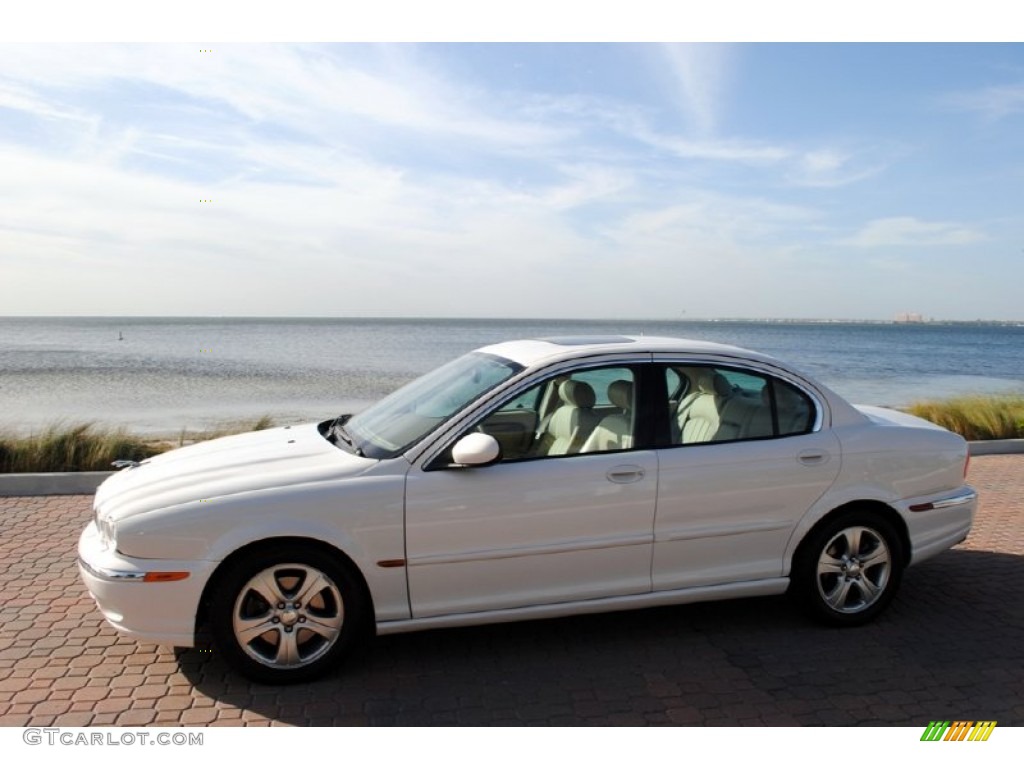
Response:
[[797, 450, 829, 466], [606, 465, 645, 484]]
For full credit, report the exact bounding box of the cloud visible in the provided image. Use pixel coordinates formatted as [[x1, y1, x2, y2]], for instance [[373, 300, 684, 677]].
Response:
[[600, 192, 819, 257], [941, 82, 1024, 121], [787, 148, 886, 188], [0, 43, 1013, 320], [657, 43, 734, 137], [632, 130, 792, 164], [0, 81, 97, 125], [842, 217, 985, 248], [0, 44, 570, 164]]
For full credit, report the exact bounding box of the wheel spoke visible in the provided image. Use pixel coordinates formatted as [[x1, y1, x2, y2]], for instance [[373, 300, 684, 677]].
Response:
[[275, 630, 302, 666], [249, 570, 286, 606], [303, 613, 343, 641], [824, 578, 854, 610], [859, 573, 883, 602], [817, 552, 845, 574], [860, 546, 890, 570], [295, 570, 333, 607], [843, 527, 862, 557], [235, 615, 278, 645]]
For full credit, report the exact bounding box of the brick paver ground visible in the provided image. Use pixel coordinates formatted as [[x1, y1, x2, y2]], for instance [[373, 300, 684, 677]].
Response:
[[1, 455, 1021, 726]]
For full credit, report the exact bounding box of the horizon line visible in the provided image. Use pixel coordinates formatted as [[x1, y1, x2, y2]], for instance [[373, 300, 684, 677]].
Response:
[[0, 314, 1022, 325]]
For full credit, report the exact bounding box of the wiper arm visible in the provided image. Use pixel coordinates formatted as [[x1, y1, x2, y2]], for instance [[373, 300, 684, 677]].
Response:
[[330, 419, 363, 457]]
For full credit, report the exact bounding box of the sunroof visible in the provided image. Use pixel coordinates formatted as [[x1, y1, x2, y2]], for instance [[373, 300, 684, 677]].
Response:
[[539, 335, 635, 346]]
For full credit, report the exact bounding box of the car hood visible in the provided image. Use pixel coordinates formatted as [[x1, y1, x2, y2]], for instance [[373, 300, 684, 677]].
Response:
[[95, 422, 377, 523]]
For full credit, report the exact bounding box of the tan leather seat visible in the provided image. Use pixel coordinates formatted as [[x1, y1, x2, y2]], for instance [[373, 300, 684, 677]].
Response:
[[718, 391, 769, 440], [581, 380, 634, 452], [727, 381, 811, 439], [536, 380, 600, 456], [775, 382, 812, 435], [675, 369, 732, 444]]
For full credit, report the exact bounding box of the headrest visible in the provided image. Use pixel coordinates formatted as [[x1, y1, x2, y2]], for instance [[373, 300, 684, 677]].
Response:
[[693, 369, 732, 398], [775, 382, 807, 409], [559, 379, 596, 408], [608, 380, 633, 410]]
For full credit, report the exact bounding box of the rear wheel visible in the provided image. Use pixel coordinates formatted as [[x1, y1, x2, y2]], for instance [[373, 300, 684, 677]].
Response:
[[792, 510, 903, 626], [209, 546, 366, 683]]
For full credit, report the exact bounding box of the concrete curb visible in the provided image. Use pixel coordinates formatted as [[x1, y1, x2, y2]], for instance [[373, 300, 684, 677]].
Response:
[[968, 439, 1024, 456], [0, 439, 1022, 497], [0, 472, 114, 496]]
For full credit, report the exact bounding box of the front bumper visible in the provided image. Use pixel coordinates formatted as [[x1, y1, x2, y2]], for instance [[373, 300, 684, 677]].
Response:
[[77, 521, 218, 647]]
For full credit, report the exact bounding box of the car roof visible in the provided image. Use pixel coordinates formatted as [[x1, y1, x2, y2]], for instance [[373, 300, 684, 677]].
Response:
[[474, 335, 869, 429], [478, 335, 781, 369]]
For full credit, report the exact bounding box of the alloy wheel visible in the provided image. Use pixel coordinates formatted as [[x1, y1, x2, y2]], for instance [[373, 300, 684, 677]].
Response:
[[231, 563, 345, 669]]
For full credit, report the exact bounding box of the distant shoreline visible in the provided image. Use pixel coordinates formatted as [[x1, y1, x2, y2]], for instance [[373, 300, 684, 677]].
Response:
[[1, 315, 1022, 326]]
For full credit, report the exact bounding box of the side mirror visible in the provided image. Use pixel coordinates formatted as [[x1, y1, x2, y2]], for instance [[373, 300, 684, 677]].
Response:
[[450, 433, 502, 467]]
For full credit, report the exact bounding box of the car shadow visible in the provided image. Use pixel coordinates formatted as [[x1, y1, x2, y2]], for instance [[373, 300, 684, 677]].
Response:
[[175, 547, 1024, 726]]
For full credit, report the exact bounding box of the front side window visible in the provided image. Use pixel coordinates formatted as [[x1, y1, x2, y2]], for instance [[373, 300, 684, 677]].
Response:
[[472, 366, 637, 461], [665, 365, 814, 446], [345, 352, 523, 458]]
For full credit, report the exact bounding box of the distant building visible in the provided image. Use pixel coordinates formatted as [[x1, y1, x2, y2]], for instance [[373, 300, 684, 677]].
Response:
[[894, 312, 925, 324]]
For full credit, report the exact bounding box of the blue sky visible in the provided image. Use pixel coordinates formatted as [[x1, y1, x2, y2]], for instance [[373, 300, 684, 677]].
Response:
[[1, 37, 1022, 319]]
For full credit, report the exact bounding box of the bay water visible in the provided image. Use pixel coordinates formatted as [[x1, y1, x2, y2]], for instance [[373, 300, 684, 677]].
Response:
[[1, 317, 1021, 435]]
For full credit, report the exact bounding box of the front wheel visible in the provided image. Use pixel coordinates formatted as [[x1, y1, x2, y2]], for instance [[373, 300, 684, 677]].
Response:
[[209, 546, 367, 683], [791, 510, 904, 626]]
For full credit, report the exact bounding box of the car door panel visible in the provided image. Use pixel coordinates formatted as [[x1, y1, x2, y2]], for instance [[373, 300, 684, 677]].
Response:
[[653, 432, 841, 590], [405, 451, 658, 617]]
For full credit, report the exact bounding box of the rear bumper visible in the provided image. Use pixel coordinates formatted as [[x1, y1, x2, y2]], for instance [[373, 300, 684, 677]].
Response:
[[898, 485, 977, 565], [77, 522, 217, 647]]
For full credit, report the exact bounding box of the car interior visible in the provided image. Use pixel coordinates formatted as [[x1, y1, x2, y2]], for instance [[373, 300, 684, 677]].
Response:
[[468, 365, 814, 463]]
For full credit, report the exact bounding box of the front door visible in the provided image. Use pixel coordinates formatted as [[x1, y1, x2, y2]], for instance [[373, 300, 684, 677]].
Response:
[[404, 364, 657, 618]]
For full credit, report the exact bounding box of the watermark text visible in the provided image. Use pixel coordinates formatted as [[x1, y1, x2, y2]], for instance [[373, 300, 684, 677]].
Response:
[[23, 728, 203, 747]]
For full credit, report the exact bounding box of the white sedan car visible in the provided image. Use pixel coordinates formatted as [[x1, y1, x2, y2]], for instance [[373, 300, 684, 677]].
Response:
[[78, 336, 977, 683]]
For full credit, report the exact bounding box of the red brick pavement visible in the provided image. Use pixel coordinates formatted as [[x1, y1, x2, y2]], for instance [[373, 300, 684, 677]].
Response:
[[1, 455, 1021, 726]]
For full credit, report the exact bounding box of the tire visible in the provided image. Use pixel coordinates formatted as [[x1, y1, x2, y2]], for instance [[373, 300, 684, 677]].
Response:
[[791, 510, 904, 627], [209, 545, 367, 683]]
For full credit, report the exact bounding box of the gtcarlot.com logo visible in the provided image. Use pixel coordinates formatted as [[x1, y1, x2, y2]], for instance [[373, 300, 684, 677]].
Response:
[[22, 728, 203, 747], [920, 721, 997, 742]]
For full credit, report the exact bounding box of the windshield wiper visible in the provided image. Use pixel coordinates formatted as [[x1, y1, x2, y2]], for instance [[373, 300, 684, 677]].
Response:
[[328, 416, 363, 456]]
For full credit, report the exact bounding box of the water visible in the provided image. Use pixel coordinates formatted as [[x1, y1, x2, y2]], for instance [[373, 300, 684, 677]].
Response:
[[0, 317, 1021, 435]]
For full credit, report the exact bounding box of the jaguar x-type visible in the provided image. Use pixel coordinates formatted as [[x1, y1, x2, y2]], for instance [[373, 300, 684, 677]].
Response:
[[79, 336, 976, 682]]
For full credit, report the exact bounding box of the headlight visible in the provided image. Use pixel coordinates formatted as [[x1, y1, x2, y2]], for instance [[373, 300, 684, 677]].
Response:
[[95, 510, 117, 549]]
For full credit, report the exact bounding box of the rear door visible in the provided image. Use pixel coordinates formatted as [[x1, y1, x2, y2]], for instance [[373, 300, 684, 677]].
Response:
[[651, 362, 841, 590]]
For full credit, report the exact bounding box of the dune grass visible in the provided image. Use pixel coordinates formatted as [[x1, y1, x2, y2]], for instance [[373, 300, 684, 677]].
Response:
[[908, 395, 1024, 441], [0, 416, 276, 474], [0, 423, 164, 474]]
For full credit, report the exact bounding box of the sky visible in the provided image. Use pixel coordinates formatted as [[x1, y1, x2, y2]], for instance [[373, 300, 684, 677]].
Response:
[[1, 13, 1022, 319]]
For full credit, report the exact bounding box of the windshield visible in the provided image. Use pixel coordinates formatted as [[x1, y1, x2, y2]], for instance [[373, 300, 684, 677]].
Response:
[[345, 351, 523, 459]]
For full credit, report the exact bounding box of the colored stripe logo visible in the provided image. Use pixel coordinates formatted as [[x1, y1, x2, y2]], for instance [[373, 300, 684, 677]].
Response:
[[921, 721, 997, 741]]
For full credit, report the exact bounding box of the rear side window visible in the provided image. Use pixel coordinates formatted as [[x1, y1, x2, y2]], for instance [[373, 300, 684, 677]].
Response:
[[665, 366, 815, 445], [772, 378, 816, 436]]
